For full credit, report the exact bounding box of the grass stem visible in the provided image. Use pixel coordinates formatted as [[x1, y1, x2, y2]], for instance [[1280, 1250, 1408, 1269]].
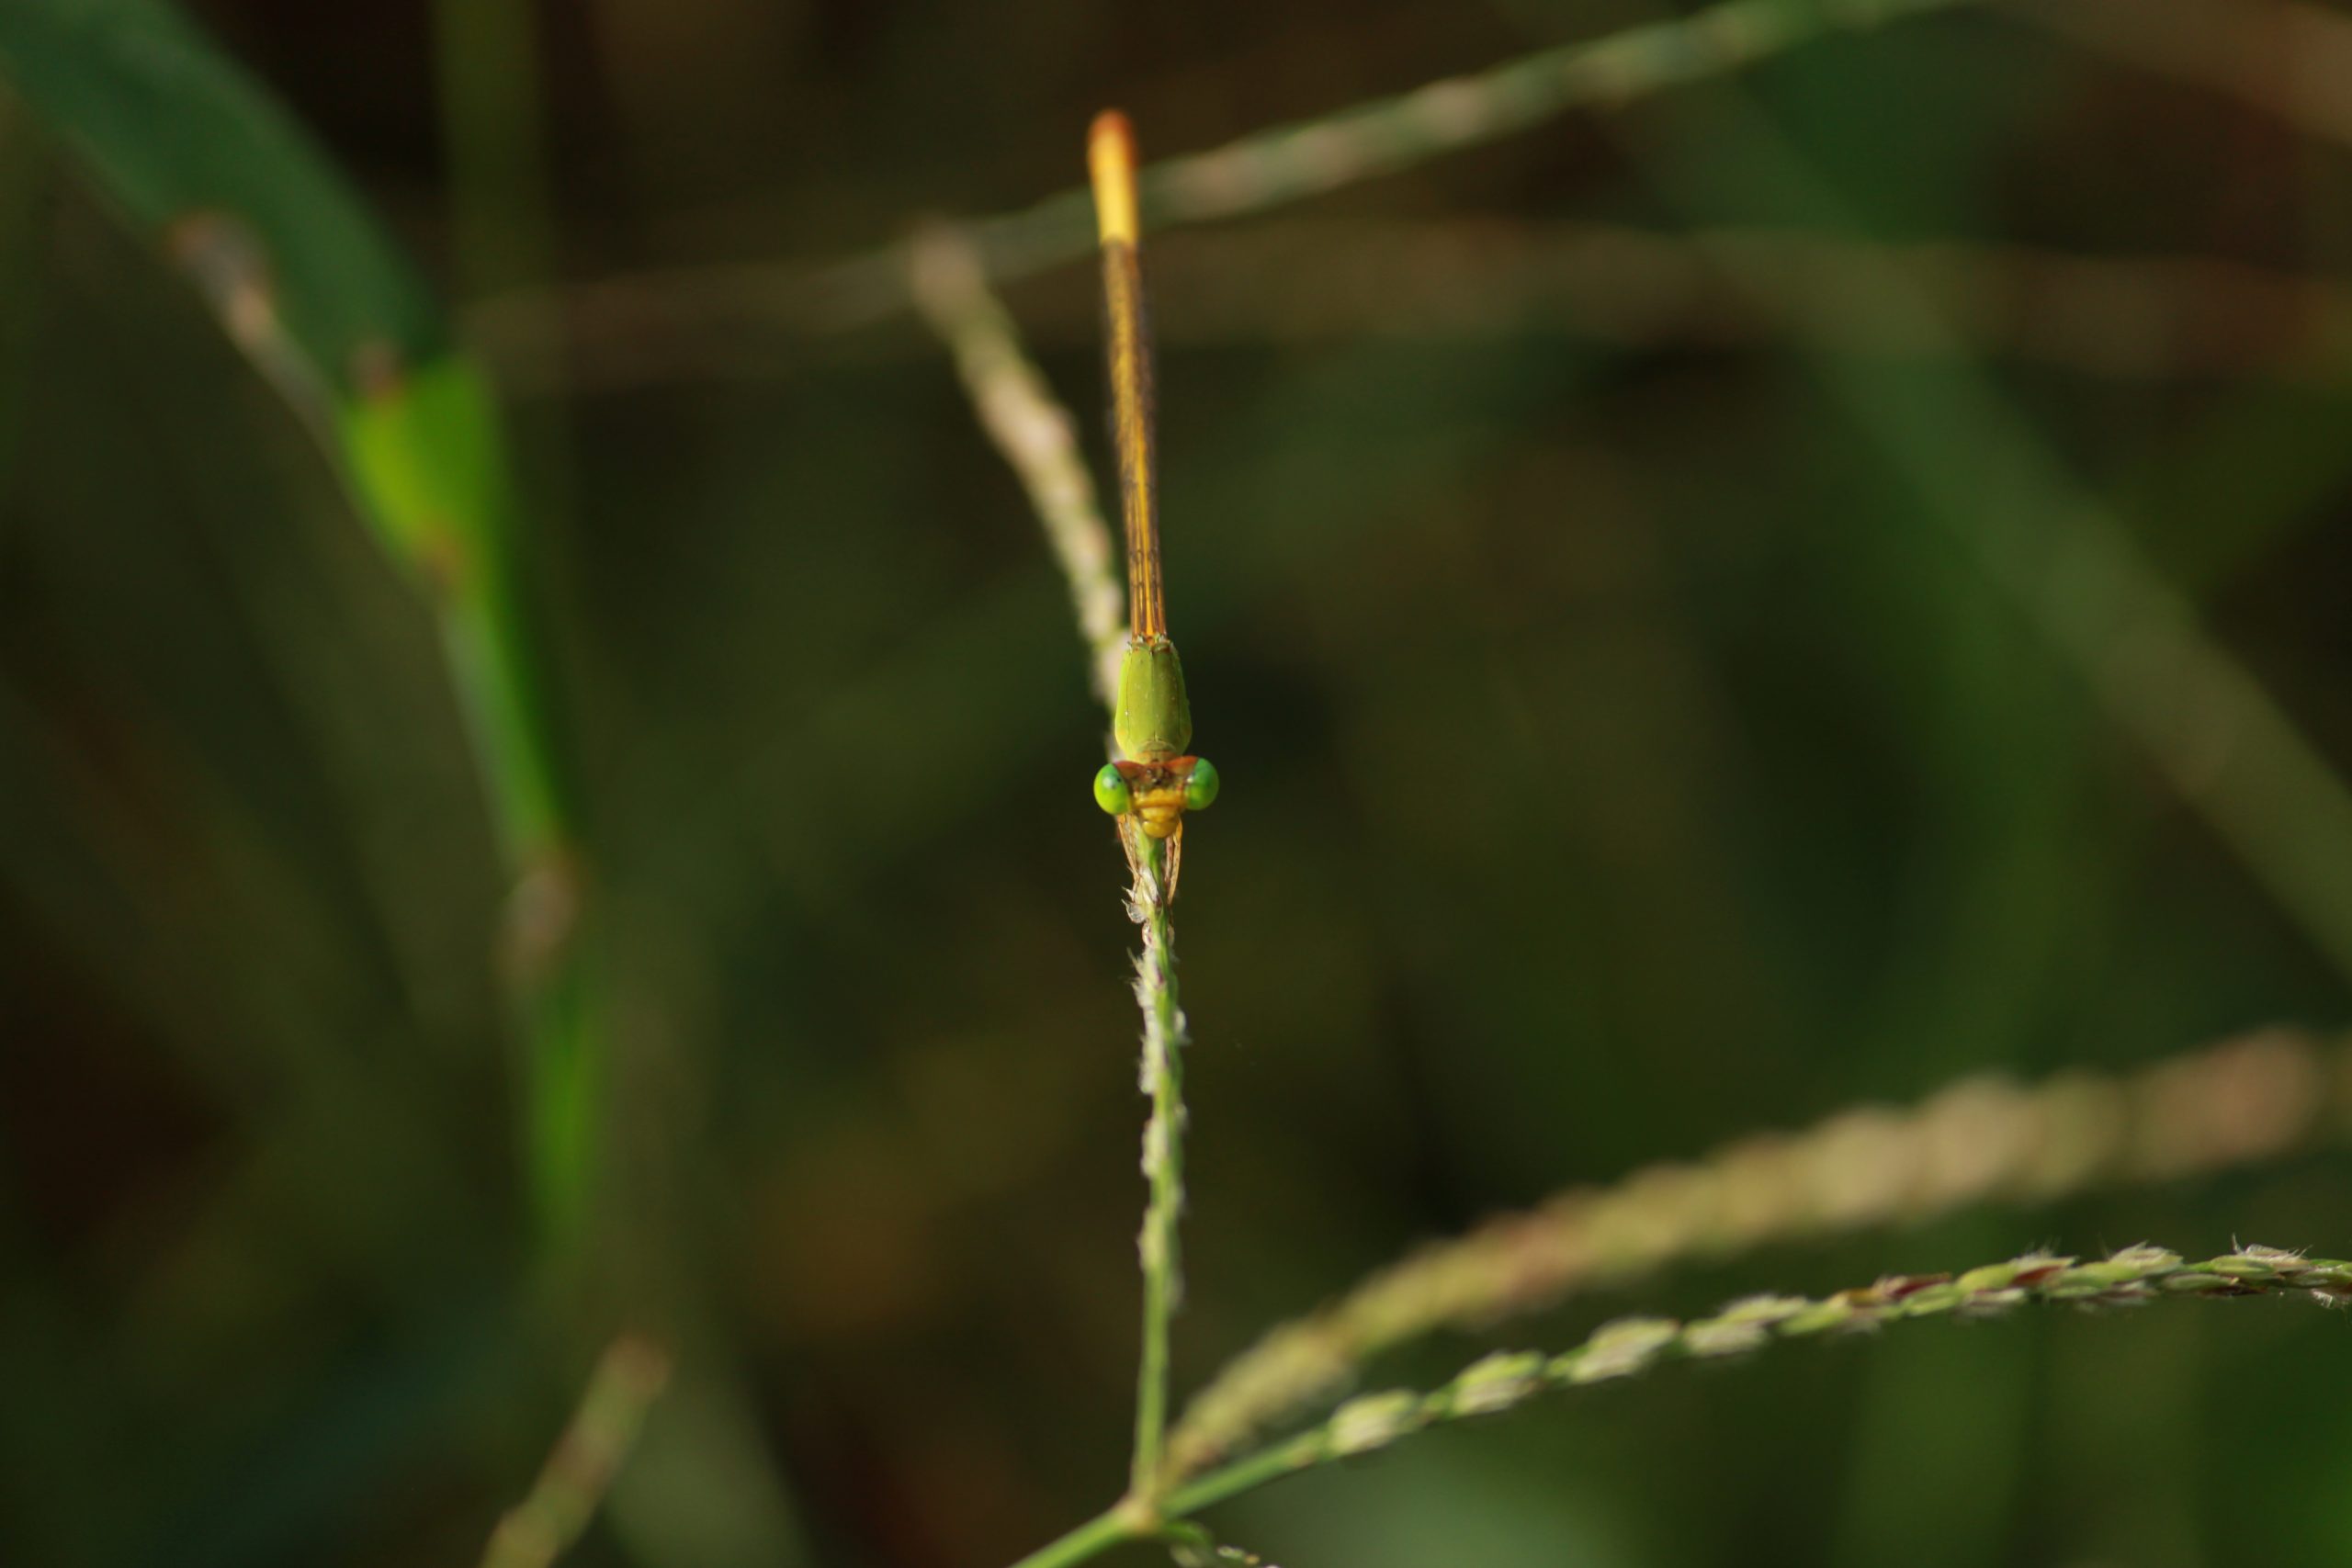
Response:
[[481, 1336, 672, 1568], [1001, 1506, 1142, 1568], [1128, 827, 1191, 1498]]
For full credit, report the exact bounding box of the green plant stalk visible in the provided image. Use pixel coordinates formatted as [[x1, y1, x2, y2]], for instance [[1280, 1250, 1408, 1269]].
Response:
[[462, 563, 594, 1258], [1128, 826, 1190, 1499], [520, 935, 595, 1247], [1001, 1506, 1143, 1568], [341, 356, 593, 1249]]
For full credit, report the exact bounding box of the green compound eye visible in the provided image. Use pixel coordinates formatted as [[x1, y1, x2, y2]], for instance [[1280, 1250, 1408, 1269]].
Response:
[[1093, 762, 1133, 816], [1183, 757, 1221, 812]]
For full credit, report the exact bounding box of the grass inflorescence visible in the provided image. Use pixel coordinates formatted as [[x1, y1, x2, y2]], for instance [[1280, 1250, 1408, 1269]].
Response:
[[1167, 1024, 2344, 1476], [1159, 1245, 2352, 1518]]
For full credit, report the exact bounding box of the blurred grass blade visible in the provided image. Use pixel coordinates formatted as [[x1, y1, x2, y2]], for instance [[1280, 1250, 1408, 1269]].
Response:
[[1622, 78, 2352, 991], [0, 89, 51, 517], [339, 356, 567, 857], [0, 0, 596, 1250], [2019, 0, 2352, 152], [0, 0, 440, 389]]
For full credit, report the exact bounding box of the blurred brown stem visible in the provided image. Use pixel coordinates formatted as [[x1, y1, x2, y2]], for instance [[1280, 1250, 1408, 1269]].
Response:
[[481, 1336, 673, 1568], [2018, 0, 2352, 150], [481, 221, 2352, 395]]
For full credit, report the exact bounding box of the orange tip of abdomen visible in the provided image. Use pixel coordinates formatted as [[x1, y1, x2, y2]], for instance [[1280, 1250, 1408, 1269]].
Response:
[[1089, 110, 1140, 245]]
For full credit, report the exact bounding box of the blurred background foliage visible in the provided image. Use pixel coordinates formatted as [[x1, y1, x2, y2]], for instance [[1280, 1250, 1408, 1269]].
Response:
[[6, 1, 2352, 1565]]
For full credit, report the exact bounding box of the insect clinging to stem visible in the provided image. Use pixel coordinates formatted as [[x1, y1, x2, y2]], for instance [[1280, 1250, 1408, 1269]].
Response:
[[1085, 110, 1219, 893]]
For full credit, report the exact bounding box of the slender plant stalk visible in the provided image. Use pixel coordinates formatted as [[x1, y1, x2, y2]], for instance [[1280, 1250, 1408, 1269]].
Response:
[[1001, 1506, 1144, 1568], [481, 1336, 673, 1568], [339, 358, 594, 1251], [481, 0, 1983, 345], [1128, 826, 1191, 1498], [1168, 1024, 2342, 1476]]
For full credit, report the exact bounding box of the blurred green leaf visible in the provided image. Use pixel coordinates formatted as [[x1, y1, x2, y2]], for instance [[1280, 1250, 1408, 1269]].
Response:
[[0, 0, 440, 390]]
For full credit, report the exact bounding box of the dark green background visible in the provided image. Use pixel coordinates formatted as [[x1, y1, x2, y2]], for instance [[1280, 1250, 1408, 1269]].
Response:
[[6, 1, 2352, 1564]]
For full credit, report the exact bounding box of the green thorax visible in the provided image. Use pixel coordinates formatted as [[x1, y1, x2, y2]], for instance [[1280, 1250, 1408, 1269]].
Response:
[[1114, 636, 1192, 762]]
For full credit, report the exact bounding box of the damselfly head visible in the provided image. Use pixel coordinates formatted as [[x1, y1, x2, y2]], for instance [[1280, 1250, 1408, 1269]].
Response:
[[1092, 755, 1219, 839]]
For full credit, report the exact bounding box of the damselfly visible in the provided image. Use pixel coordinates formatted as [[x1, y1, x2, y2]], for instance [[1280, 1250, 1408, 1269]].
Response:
[[1086, 112, 1220, 891]]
